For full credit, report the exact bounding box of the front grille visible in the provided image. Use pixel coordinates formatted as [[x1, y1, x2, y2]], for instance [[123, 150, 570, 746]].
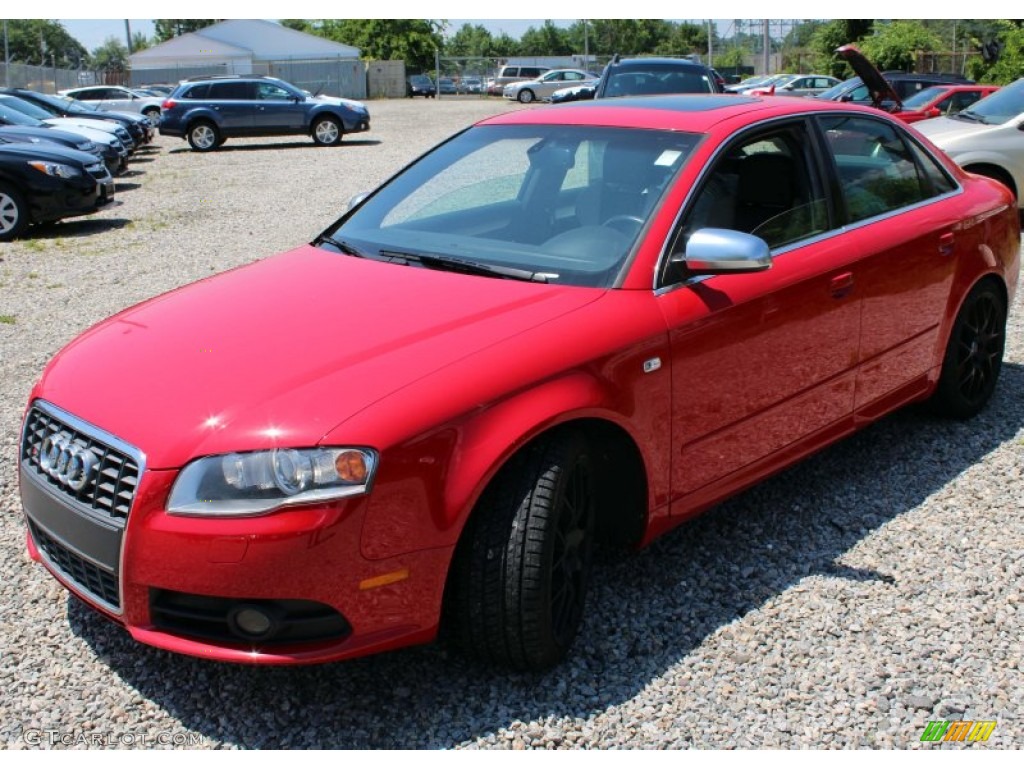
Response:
[[29, 521, 120, 609], [21, 406, 139, 521]]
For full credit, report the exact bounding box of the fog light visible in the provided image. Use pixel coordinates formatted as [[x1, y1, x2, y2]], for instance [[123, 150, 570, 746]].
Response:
[[228, 604, 277, 640]]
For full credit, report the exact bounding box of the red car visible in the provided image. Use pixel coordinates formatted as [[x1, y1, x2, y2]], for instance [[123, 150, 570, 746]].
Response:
[[895, 84, 1001, 124], [19, 95, 1020, 670]]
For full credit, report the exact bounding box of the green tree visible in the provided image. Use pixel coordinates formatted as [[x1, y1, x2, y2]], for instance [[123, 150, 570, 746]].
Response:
[[859, 20, 942, 72], [130, 31, 151, 53], [587, 19, 673, 56], [810, 19, 875, 78], [153, 20, 218, 43], [90, 37, 129, 71], [518, 21, 572, 56], [654, 22, 710, 57], [0, 19, 86, 67], [490, 33, 520, 58], [297, 20, 443, 72], [446, 23, 496, 58], [966, 20, 1024, 84]]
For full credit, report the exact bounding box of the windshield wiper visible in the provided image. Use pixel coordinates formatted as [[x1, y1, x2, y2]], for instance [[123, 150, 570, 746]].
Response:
[[953, 111, 984, 123], [314, 234, 367, 258], [379, 249, 553, 283]]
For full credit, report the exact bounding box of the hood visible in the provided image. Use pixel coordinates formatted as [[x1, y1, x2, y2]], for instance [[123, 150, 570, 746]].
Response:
[[835, 44, 902, 111], [913, 115, 993, 142], [0, 125, 94, 151], [316, 95, 367, 112], [43, 116, 120, 135], [37, 245, 603, 469], [39, 120, 119, 147], [0, 140, 100, 166]]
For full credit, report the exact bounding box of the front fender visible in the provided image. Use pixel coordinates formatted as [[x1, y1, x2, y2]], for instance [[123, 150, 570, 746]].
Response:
[[357, 370, 652, 561]]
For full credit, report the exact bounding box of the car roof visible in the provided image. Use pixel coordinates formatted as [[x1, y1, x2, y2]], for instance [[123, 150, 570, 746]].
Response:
[[479, 93, 893, 132]]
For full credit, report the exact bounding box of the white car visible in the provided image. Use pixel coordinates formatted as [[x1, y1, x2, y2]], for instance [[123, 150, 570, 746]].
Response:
[[60, 85, 164, 121], [916, 78, 1024, 209], [503, 69, 598, 103]]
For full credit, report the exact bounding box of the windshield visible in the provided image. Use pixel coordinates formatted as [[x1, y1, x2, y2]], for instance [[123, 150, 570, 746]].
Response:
[[0, 96, 55, 121], [0, 103, 43, 126], [958, 79, 1023, 125], [603, 65, 714, 97], [901, 85, 947, 109], [816, 76, 861, 101], [324, 124, 701, 288]]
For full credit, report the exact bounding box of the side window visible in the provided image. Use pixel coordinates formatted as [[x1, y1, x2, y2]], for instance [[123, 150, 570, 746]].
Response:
[[182, 84, 210, 100], [820, 115, 936, 223], [949, 91, 981, 113], [257, 83, 291, 100], [667, 121, 828, 270], [78, 89, 104, 101], [209, 82, 255, 100]]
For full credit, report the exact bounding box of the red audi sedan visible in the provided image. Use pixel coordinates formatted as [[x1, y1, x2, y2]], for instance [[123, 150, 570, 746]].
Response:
[[19, 95, 1020, 670]]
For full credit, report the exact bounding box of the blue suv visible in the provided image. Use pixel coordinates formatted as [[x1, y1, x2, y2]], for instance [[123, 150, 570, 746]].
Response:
[[159, 75, 370, 151]]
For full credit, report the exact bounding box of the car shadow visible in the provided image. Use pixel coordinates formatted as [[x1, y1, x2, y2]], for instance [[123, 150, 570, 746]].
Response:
[[114, 182, 141, 192], [117, 169, 145, 178], [66, 362, 1024, 748], [28, 218, 132, 239], [167, 139, 382, 154], [127, 156, 156, 164]]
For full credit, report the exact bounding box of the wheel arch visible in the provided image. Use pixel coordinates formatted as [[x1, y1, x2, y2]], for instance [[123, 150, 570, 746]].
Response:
[[359, 373, 655, 562], [959, 159, 1019, 199]]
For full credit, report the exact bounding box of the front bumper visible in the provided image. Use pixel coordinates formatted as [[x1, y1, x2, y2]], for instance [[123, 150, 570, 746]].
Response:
[[19, 402, 448, 665], [24, 168, 115, 225]]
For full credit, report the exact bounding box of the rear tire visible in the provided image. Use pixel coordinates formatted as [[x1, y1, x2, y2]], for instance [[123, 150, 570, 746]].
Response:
[[446, 431, 596, 670], [930, 280, 1006, 418], [187, 121, 220, 152], [142, 107, 161, 121], [0, 183, 29, 241]]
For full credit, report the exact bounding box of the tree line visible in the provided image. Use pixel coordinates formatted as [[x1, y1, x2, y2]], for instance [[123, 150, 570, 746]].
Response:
[[2, 19, 1023, 85]]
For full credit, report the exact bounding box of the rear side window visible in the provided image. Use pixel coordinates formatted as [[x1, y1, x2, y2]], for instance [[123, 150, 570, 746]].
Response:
[[209, 82, 255, 100], [520, 68, 545, 79], [819, 115, 951, 223], [182, 84, 210, 99]]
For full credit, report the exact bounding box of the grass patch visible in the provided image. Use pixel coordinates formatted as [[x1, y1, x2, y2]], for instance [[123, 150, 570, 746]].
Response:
[[0, 315, 15, 325]]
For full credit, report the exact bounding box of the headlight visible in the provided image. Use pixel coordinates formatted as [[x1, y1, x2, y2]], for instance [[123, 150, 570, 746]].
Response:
[[167, 447, 377, 517], [27, 161, 81, 179]]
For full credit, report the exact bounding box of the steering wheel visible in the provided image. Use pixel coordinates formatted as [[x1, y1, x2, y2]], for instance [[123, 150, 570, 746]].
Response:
[[602, 215, 644, 236]]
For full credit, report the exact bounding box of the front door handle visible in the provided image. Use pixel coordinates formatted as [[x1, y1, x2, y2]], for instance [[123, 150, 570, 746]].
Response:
[[830, 272, 854, 299]]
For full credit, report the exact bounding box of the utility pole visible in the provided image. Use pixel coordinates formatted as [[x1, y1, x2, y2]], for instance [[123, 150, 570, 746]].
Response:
[[707, 20, 713, 67], [763, 19, 770, 75], [583, 19, 589, 71], [3, 20, 9, 88], [125, 20, 133, 54]]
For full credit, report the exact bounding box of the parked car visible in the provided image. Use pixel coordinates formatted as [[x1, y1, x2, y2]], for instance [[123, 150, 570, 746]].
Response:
[[461, 77, 483, 94], [19, 94, 1018, 670], [815, 45, 973, 111], [407, 75, 436, 98], [549, 81, 599, 104], [0, 88, 153, 146], [916, 77, 1024, 209], [134, 84, 174, 97], [733, 73, 795, 95], [749, 74, 841, 97], [60, 85, 165, 121], [437, 78, 458, 95], [487, 65, 551, 96], [159, 75, 371, 151], [0, 101, 129, 175], [0, 139, 114, 240], [895, 84, 1001, 124], [596, 57, 720, 98], [725, 75, 773, 93], [0, 124, 102, 161], [503, 69, 599, 103]]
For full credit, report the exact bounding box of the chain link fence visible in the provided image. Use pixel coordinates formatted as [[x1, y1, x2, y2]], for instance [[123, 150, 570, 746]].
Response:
[[1, 61, 126, 93]]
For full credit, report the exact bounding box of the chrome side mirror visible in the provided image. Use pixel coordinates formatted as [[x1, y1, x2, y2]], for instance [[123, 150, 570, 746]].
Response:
[[673, 228, 772, 274], [346, 191, 370, 211]]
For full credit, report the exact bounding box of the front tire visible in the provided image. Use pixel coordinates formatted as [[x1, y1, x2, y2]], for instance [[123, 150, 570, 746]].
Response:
[[931, 280, 1006, 418], [518, 89, 536, 104], [0, 183, 29, 241], [446, 431, 596, 670], [312, 116, 342, 146], [187, 121, 219, 152]]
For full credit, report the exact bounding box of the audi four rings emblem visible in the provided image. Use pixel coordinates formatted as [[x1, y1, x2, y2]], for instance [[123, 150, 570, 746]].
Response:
[[37, 433, 99, 492]]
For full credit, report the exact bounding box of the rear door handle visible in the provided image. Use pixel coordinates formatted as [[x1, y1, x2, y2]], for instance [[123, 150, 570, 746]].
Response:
[[830, 272, 854, 299], [939, 232, 955, 256]]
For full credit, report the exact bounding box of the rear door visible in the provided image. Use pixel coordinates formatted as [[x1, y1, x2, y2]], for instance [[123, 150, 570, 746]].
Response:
[[207, 81, 256, 134], [815, 114, 962, 413]]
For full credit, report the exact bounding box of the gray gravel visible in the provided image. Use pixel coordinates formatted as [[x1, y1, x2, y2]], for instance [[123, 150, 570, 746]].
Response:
[[1, 98, 1022, 749]]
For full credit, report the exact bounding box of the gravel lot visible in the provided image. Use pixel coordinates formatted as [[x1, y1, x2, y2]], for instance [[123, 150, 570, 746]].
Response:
[[1, 98, 1021, 749]]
